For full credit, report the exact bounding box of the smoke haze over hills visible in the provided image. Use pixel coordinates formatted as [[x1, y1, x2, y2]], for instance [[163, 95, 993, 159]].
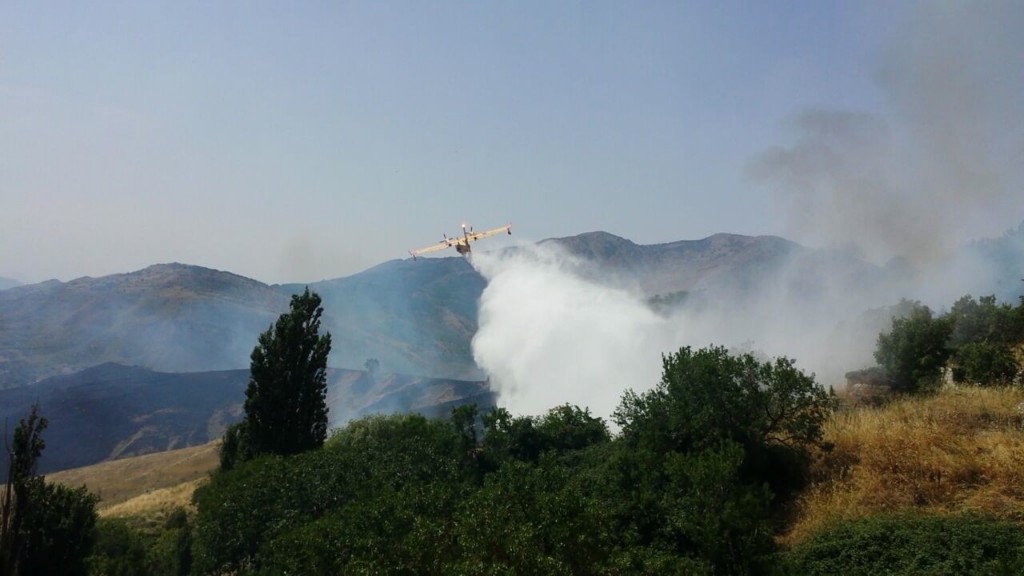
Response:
[[470, 235, 901, 421], [749, 1, 1023, 301], [471, 1, 1024, 418]]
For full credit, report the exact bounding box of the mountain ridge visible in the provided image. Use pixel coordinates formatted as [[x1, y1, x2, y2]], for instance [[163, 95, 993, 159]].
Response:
[[10, 230, 819, 387], [0, 362, 492, 476], [4, 226, 1021, 390]]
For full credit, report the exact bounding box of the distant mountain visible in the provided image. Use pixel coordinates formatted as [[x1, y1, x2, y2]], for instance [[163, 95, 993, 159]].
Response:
[[301, 256, 487, 382], [0, 258, 487, 388], [0, 362, 492, 476], [0, 363, 246, 475], [543, 231, 804, 295], [0, 277, 20, 291], [0, 263, 287, 388], [4, 228, 1018, 391], [0, 233, 888, 388]]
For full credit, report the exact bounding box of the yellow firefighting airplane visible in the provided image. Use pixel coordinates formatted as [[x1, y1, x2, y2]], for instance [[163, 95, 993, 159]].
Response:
[[409, 223, 512, 259]]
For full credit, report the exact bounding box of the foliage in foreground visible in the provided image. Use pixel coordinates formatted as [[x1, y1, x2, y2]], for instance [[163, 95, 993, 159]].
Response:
[[1, 404, 98, 576], [780, 513, 1024, 575], [87, 509, 192, 576], [192, 345, 835, 575]]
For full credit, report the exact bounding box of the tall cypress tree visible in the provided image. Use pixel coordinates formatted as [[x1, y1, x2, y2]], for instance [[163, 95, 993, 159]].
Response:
[[242, 287, 332, 458]]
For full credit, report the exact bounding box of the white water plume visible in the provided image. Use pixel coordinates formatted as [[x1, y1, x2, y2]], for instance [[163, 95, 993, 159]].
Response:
[[470, 245, 673, 420], [469, 241, 892, 422]]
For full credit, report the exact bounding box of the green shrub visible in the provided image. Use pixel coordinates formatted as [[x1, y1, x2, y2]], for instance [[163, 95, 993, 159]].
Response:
[[87, 518, 148, 576], [875, 302, 953, 393], [781, 513, 1024, 575], [953, 341, 1020, 385]]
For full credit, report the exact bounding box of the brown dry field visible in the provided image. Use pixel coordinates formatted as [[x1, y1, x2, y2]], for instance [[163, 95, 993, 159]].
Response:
[[782, 385, 1024, 545], [45, 440, 220, 523]]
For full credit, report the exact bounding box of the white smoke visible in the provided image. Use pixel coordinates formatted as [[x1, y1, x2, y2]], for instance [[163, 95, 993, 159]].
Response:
[[749, 1, 1023, 291], [470, 245, 669, 420], [469, 242, 885, 421], [468, 2, 1024, 420]]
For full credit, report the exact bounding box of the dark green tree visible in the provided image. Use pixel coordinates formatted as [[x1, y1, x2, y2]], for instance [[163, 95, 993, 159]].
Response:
[[953, 342, 1020, 386], [85, 518, 148, 576], [16, 482, 98, 576], [535, 404, 610, 454], [195, 413, 471, 574], [1, 404, 47, 576], [480, 407, 543, 467], [659, 442, 773, 575], [610, 346, 832, 573], [874, 301, 953, 393], [452, 457, 614, 575], [615, 346, 831, 460], [217, 422, 248, 472], [949, 294, 1024, 347], [1, 405, 97, 576], [143, 508, 192, 576], [782, 513, 1024, 575], [238, 287, 332, 460], [450, 404, 480, 467], [363, 357, 380, 378], [946, 295, 1023, 385]]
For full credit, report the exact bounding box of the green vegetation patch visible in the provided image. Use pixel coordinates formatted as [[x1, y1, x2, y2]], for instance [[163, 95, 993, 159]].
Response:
[[781, 513, 1024, 576]]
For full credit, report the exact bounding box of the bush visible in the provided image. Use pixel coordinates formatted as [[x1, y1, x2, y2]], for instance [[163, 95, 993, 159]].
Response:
[[782, 513, 1024, 575], [952, 341, 1020, 385], [615, 345, 832, 494], [194, 413, 471, 574], [875, 302, 953, 393], [86, 518, 148, 576]]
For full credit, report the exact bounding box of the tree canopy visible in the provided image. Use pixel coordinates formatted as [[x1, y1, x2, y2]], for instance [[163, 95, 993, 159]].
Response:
[[873, 294, 1024, 392], [874, 301, 954, 393], [193, 345, 836, 575]]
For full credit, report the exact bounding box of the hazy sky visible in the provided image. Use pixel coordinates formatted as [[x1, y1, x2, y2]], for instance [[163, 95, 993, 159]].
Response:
[[2, 2, 1018, 284]]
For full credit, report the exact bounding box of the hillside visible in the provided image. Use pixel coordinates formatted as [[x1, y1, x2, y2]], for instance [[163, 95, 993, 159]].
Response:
[[0, 260, 488, 387], [0, 363, 247, 474], [785, 385, 1024, 545], [0, 263, 286, 387], [302, 256, 488, 382], [544, 231, 802, 295], [45, 441, 220, 513], [0, 363, 493, 476]]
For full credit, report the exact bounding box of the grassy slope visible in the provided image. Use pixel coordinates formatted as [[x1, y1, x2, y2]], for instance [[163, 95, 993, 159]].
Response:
[[45, 440, 220, 529], [783, 385, 1024, 545]]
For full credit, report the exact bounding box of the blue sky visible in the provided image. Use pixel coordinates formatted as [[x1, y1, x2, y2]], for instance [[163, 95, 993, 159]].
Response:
[[2, 2, 1018, 284]]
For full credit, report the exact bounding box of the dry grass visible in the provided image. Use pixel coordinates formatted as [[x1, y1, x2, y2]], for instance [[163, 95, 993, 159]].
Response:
[[100, 478, 208, 535], [782, 385, 1024, 545], [45, 440, 220, 512]]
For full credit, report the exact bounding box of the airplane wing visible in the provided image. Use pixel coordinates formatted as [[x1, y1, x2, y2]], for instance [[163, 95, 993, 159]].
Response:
[[409, 223, 511, 259], [465, 224, 512, 243], [409, 240, 453, 258]]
